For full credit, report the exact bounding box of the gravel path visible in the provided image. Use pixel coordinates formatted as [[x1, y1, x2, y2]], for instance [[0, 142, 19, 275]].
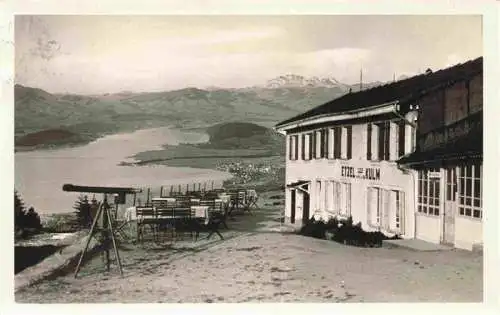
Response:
[[15, 192, 482, 303]]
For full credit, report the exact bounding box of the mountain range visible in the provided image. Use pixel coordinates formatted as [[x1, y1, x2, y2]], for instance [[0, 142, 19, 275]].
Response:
[[14, 74, 389, 148]]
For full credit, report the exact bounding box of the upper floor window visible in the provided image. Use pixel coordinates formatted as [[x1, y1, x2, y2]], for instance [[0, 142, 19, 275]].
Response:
[[314, 130, 326, 159], [377, 121, 391, 161], [302, 133, 312, 160], [367, 120, 409, 161], [288, 135, 299, 161], [327, 126, 352, 160]]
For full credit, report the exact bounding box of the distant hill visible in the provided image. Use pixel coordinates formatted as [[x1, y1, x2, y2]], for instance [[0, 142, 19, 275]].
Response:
[[202, 122, 284, 153], [15, 75, 385, 149], [15, 128, 85, 148], [207, 122, 269, 141]]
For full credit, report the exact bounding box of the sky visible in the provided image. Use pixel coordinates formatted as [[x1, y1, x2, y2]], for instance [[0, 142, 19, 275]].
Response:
[[15, 15, 482, 95]]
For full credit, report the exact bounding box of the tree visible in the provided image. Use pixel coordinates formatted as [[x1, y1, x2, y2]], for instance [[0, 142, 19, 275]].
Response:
[[14, 190, 26, 233], [15, 191, 42, 238], [73, 194, 92, 228]]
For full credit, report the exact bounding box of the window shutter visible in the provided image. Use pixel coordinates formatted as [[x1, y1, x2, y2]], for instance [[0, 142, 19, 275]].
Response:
[[347, 126, 352, 159], [367, 187, 373, 225], [378, 123, 384, 161], [294, 135, 298, 160], [288, 136, 292, 160], [398, 121, 406, 157], [367, 124, 372, 160], [301, 134, 305, 160], [334, 127, 341, 159], [309, 133, 313, 160], [384, 122, 390, 161], [324, 129, 329, 158]]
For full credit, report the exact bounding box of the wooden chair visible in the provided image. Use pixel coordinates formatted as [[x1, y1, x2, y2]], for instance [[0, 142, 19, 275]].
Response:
[[136, 207, 156, 242], [191, 204, 224, 241], [155, 205, 177, 241], [175, 195, 191, 207]]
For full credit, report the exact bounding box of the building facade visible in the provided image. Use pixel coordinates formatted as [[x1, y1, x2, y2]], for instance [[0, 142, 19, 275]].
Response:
[[399, 58, 483, 251], [275, 57, 483, 250]]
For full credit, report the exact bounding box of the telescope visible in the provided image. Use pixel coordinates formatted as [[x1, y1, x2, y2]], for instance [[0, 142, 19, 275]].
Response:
[[62, 183, 143, 278], [62, 184, 142, 194]]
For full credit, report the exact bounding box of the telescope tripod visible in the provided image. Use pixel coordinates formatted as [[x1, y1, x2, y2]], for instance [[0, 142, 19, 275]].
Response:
[[74, 194, 123, 278]]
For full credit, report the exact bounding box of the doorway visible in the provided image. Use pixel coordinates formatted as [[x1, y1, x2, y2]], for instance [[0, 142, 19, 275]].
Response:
[[290, 189, 296, 224]]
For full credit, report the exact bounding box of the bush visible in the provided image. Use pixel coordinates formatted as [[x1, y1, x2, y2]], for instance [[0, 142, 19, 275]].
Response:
[[300, 215, 401, 247], [14, 191, 42, 239], [299, 217, 327, 239]]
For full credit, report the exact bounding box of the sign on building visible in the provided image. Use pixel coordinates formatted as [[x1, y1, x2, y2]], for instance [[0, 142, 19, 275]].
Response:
[[341, 166, 381, 180]]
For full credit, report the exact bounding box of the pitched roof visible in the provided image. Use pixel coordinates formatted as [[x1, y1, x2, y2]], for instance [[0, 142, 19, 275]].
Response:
[[276, 57, 483, 128]]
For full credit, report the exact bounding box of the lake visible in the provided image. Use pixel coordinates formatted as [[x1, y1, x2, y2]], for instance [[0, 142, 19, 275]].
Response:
[[15, 127, 232, 214]]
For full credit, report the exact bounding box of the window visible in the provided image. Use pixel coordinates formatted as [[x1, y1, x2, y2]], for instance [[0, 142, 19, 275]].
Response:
[[288, 135, 299, 161], [446, 167, 457, 201], [417, 169, 440, 216], [390, 190, 404, 233], [377, 121, 390, 161], [368, 187, 404, 233], [368, 187, 382, 227], [394, 191, 402, 230], [315, 130, 323, 159], [398, 120, 406, 157], [302, 133, 313, 160], [330, 126, 352, 160], [327, 181, 351, 216], [458, 163, 482, 219], [327, 128, 334, 159]]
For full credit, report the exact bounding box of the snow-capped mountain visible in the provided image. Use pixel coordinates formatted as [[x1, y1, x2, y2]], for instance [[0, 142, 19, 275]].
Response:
[[265, 74, 351, 89]]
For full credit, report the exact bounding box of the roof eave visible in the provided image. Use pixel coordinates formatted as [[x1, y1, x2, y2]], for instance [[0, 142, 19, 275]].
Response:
[[275, 101, 400, 132]]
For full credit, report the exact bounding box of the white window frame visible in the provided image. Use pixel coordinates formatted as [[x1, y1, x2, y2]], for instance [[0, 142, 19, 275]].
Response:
[[327, 180, 351, 217], [304, 133, 311, 160], [315, 130, 322, 159], [368, 186, 382, 227], [417, 169, 440, 216], [458, 163, 482, 219], [288, 135, 298, 161], [327, 128, 335, 159], [367, 186, 405, 233]]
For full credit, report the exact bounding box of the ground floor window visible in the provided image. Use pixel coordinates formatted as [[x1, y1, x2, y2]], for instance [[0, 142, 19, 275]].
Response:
[[458, 162, 482, 219], [367, 187, 404, 233], [417, 168, 440, 216], [326, 181, 351, 216]]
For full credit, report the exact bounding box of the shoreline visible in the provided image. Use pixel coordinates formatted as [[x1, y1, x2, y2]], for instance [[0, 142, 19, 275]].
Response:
[[15, 122, 210, 154]]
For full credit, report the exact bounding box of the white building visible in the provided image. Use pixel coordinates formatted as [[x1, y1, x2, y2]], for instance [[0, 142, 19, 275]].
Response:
[[275, 57, 483, 250]]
